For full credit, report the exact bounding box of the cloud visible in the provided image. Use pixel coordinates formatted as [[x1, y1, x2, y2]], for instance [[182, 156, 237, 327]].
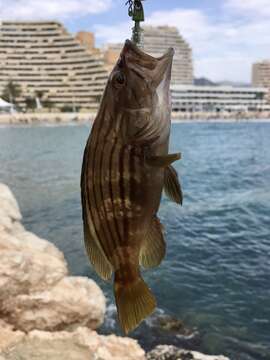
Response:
[[95, 20, 133, 44], [94, 6, 270, 82], [1, 1, 268, 82], [195, 56, 253, 84], [225, 0, 270, 17], [0, 0, 112, 20], [95, 9, 213, 49]]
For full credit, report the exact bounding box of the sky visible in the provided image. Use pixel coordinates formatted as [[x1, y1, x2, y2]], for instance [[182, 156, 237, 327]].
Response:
[[0, 0, 270, 83]]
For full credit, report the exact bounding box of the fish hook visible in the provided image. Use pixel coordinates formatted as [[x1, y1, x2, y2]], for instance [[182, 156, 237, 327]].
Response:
[[125, 0, 145, 47]]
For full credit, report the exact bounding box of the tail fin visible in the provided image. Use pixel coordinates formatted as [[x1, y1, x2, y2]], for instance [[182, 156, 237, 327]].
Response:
[[114, 272, 156, 334]]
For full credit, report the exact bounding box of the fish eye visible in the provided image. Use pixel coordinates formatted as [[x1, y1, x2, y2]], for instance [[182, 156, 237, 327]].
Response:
[[112, 71, 126, 88]]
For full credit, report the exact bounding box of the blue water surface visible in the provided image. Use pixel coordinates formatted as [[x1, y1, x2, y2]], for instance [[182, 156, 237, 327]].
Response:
[[0, 122, 269, 359]]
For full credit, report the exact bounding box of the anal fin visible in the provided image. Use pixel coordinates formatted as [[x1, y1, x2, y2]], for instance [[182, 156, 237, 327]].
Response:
[[139, 217, 166, 269], [164, 165, 183, 205], [83, 222, 113, 281]]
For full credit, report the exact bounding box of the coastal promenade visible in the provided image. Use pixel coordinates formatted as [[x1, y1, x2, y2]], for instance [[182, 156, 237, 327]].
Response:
[[0, 112, 96, 125], [0, 111, 270, 125]]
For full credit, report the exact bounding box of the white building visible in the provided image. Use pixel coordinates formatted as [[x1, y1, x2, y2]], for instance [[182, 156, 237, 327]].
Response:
[[143, 26, 193, 85], [0, 21, 109, 111], [252, 60, 270, 103], [171, 85, 270, 113], [104, 25, 193, 85]]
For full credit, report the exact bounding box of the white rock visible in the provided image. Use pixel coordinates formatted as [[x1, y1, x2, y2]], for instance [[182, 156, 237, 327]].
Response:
[[0, 327, 146, 360], [0, 183, 106, 334], [146, 345, 230, 360], [0, 248, 68, 301], [0, 230, 22, 251], [2, 276, 106, 332], [0, 210, 13, 232], [0, 184, 21, 231], [191, 351, 230, 360], [0, 320, 25, 352], [9, 228, 66, 260]]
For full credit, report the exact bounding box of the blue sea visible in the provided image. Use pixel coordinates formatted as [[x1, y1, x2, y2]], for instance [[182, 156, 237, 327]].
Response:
[[0, 122, 269, 360]]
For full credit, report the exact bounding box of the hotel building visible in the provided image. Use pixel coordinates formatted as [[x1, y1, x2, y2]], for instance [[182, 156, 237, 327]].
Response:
[[0, 21, 109, 111], [171, 85, 270, 113], [252, 61, 270, 103], [104, 25, 193, 85]]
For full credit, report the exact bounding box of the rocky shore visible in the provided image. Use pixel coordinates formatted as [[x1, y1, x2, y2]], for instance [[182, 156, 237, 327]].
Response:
[[0, 183, 230, 360]]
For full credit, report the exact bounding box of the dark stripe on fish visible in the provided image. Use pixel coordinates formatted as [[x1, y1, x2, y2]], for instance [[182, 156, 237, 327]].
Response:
[[98, 114, 118, 256], [119, 145, 129, 248], [109, 118, 126, 265], [88, 110, 112, 259], [108, 117, 123, 250]]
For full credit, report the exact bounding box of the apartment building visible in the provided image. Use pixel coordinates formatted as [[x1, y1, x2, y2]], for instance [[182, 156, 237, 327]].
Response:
[[104, 25, 194, 85], [171, 85, 270, 112], [252, 61, 270, 103], [0, 21, 109, 110], [143, 26, 193, 85]]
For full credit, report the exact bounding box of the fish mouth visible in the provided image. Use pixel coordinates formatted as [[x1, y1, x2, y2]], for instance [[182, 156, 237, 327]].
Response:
[[123, 39, 174, 65], [122, 39, 174, 84]]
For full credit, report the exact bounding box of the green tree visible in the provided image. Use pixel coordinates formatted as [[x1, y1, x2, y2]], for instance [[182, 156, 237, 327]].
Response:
[[35, 90, 44, 99], [2, 80, 22, 106], [61, 105, 74, 113], [42, 99, 55, 111], [25, 96, 36, 111]]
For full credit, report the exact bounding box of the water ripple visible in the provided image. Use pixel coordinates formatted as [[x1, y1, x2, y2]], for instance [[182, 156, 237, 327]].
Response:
[[0, 123, 270, 360]]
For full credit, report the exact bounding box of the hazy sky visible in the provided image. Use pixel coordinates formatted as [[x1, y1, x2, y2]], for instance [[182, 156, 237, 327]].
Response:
[[1, 0, 270, 82]]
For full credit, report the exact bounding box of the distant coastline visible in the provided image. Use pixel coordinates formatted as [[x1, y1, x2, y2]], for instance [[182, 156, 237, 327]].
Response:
[[0, 112, 270, 126]]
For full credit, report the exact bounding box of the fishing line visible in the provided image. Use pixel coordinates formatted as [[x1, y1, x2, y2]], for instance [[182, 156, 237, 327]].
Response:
[[125, 0, 146, 47]]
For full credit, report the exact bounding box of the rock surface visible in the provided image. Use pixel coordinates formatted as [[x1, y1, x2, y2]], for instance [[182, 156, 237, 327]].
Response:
[[0, 327, 145, 360], [147, 346, 230, 360], [0, 320, 25, 351], [0, 183, 105, 331], [0, 184, 21, 231], [0, 183, 147, 359], [0, 183, 230, 360], [2, 276, 105, 331]]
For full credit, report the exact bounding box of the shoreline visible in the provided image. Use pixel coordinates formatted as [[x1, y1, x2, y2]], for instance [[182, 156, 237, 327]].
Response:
[[0, 112, 270, 126]]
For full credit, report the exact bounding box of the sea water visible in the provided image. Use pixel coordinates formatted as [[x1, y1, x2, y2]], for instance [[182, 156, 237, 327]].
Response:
[[0, 122, 269, 360]]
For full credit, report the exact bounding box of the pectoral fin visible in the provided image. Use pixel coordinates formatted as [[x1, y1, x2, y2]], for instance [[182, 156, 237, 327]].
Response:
[[139, 217, 166, 268], [164, 165, 183, 205], [146, 153, 181, 167]]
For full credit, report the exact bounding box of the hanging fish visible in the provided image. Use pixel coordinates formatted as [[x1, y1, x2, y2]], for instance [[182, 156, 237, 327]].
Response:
[[81, 39, 183, 334]]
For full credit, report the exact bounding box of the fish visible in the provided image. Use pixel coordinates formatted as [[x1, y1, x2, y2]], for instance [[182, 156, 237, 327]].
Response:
[[81, 39, 183, 334]]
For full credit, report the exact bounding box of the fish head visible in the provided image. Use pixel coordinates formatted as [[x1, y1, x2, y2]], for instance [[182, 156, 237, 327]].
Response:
[[104, 40, 174, 142]]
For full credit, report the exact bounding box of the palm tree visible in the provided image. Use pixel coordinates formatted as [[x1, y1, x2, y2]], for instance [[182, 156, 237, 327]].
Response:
[[25, 96, 36, 111], [42, 99, 55, 112], [2, 80, 22, 109]]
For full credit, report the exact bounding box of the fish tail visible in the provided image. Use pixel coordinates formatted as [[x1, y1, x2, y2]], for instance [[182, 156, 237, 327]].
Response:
[[114, 268, 156, 334]]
